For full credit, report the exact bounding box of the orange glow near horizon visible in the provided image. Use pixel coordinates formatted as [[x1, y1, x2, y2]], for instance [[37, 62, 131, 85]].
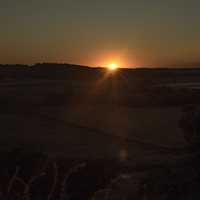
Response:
[[94, 51, 129, 68], [107, 63, 119, 71], [88, 49, 141, 69]]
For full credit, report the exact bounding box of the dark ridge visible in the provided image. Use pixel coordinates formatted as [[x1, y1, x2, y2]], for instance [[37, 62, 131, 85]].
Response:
[[0, 63, 200, 87]]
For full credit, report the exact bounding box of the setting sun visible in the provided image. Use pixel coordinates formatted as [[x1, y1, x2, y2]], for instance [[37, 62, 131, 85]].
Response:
[[107, 63, 119, 71]]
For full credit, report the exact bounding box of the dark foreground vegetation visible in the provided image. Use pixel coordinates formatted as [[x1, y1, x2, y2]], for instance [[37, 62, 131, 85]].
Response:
[[1, 145, 200, 200]]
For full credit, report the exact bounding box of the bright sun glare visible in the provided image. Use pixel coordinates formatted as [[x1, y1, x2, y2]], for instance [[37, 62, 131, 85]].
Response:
[[107, 63, 119, 71]]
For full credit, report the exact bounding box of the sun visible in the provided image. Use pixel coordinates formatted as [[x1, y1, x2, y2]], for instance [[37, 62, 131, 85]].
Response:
[[107, 63, 119, 71]]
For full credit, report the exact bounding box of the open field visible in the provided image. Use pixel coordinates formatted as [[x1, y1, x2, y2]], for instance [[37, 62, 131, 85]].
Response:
[[0, 65, 200, 160], [0, 105, 185, 160], [1, 65, 200, 199]]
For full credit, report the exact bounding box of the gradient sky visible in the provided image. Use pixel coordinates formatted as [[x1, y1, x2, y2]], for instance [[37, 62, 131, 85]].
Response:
[[1, 0, 200, 67]]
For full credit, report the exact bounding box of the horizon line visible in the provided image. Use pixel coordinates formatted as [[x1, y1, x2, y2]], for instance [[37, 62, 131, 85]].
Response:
[[0, 62, 200, 69]]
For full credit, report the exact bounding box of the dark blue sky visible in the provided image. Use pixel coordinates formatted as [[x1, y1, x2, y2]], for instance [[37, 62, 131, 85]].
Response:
[[1, 0, 200, 67]]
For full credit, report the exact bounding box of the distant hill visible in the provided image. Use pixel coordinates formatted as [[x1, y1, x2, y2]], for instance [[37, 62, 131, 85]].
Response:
[[1, 63, 200, 81]]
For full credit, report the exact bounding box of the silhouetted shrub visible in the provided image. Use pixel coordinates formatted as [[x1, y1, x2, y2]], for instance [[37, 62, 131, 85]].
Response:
[[179, 105, 200, 146]]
